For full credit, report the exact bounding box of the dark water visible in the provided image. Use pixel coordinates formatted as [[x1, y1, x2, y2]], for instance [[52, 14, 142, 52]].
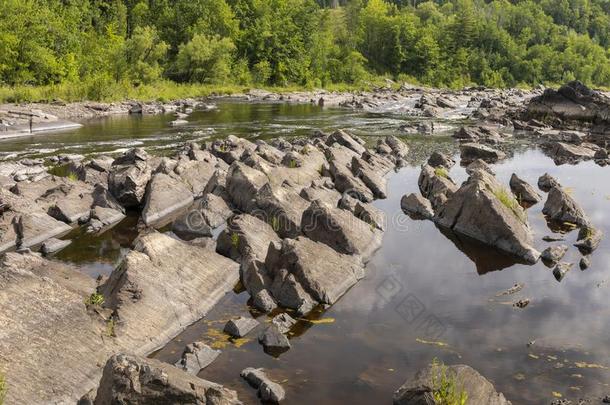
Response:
[[5, 103, 608, 403]]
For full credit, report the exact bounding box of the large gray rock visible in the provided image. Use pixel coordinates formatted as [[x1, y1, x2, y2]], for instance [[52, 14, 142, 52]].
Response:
[[270, 268, 316, 314], [401, 193, 434, 219], [540, 244, 568, 264], [226, 161, 268, 212], [542, 186, 589, 227], [94, 354, 240, 404], [14, 212, 72, 250], [435, 170, 540, 264], [141, 173, 194, 226], [44, 183, 95, 223], [199, 193, 233, 228], [574, 225, 602, 253], [538, 173, 561, 192], [526, 81, 610, 123], [460, 143, 506, 164], [265, 237, 365, 304], [174, 342, 221, 375], [509, 174, 541, 205], [393, 363, 511, 405], [216, 214, 281, 264], [329, 160, 374, 203], [427, 151, 455, 169], [241, 367, 286, 404], [543, 141, 598, 164], [418, 164, 458, 210], [326, 129, 366, 155], [254, 183, 310, 238], [108, 150, 152, 208], [174, 158, 218, 198], [99, 232, 239, 353], [258, 324, 291, 353], [301, 199, 383, 258], [224, 316, 259, 338], [351, 156, 388, 199]]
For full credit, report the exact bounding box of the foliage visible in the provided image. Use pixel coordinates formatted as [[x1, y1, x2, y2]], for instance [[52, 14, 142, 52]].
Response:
[[493, 187, 527, 222], [67, 171, 79, 182], [434, 167, 449, 179], [85, 292, 105, 306], [431, 359, 468, 405], [231, 232, 240, 249], [0, 0, 609, 97]]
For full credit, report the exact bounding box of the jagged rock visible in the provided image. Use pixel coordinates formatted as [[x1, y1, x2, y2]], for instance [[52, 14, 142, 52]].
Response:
[[270, 269, 316, 315], [108, 150, 152, 208], [553, 262, 573, 281], [427, 151, 455, 169], [175, 342, 220, 375], [301, 199, 383, 257], [434, 170, 540, 264], [224, 316, 260, 338], [526, 80, 610, 123], [172, 211, 212, 240], [256, 142, 284, 165], [95, 354, 240, 404], [542, 186, 589, 227], [254, 183, 310, 238], [91, 184, 124, 213], [393, 363, 511, 405], [579, 256, 591, 270], [43, 183, 94, 224], [351, 156, 388, 199], [509, 174, 541, 205], [574, 225, 602, 253], [466, 159, 495, 175], [383, 135, 409, 158], [300, 180, 342, 206], [540, 245, 568, 264], [418, 164, 458, 210], [265, 237, 365, 304], [271, 313, 297, 334], [98, 232, 239, 353], [400, 193, 434, 219], [252, 289, 278, 313], [211, 135, 257, 164], [538, 173, 561, 192], [241, 367, 286, 404], [226, 161, 268, 212], [329, 160, 374, 203], [141, 173, 194, 226], [258, 324, 291, 353], [216, 214, 281, 263], [41, 237, 71, 255], [460, 143, 506, 164], [327, 129, 366, 155], [354, 201, 385, 231], [198, 193, 232, 228], [174, 159, 218, 198]]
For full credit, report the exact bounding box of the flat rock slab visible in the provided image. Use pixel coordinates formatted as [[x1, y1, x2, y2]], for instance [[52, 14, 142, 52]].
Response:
[[460, 143, 506, 164], [266, 237, 365, 305], [174, 342, 221, 375], [95, 354, 240, 404], [99, 232, 240, 353], [141, 173, 194, 226], [41, 237, 71, 255], [15, 212, 73, 250]]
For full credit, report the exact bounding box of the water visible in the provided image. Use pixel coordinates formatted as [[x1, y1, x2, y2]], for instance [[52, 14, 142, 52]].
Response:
[[4, 102, 608, 403]]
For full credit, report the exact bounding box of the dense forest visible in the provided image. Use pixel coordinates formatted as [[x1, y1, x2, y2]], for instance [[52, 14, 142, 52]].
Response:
[[1, 0, 609, 101]]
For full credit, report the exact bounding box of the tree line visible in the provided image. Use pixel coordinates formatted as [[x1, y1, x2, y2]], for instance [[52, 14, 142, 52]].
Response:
[[1, 0, 609, 99]]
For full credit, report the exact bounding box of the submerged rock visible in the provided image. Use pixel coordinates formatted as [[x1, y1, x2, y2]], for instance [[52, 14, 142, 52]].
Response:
[[573, 225, 602, 254], [41, 237, 71, 255], [271, 313, 297, 334], [241, 367, 286, 404], [434, 170, 540, 264], [393, 363, 511, 405], [95, 354, 240, 404], [542, 141, 598, 164], [460, 143, 506, 164], [553, 262, 573, 281]]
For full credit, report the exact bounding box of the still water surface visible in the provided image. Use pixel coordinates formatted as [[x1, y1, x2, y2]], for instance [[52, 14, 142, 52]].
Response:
[[3, 102, 608, 403]]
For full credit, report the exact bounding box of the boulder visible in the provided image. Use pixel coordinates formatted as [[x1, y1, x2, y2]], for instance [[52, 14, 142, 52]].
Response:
[[241, 367, 286, 404], [509, 174, 541, 205], [174, 342, 220, 375], [254, 183, 310, 238], [329, 160, 374, 203], [327, 129, 366, 155], [354, 201, 385, 231], [14, 212, 72, 250], [223, 316, 260, 338], [526, 81, 610, 123], [540, 244, 568, 264], [94, 354, 240, 404], [460, 143, 506, 164], [466, 159, 495, 176], [418, 164, 458, 210], [542, 186, 589, 227], [434, 170, 540, 264], [91, 184, 124, 213], [256, 142, 285, 165], [271, 313, 297, 334], [300, 180, 342, 206], [270, 268, 316, 314], [198, 193, 233, 228], [216, 214, 281, 264], [542, 141, 598, 164], [553, 262, 572, 281], [538, 173, 561, 192], [98, 232, 239, 353], [258, 324, 291, 354], [265, 237, 365, 304], [427, 152, 455, 169], [42, 183, 94, 224], [574, 225, 602, 254], [301, 199, 383, 258], [108, 156, 152, 208], [383, 135, 409, 159], [174, 159, 218, 198], [401, 193, 434, 219], [351, 156, 388, 199], [141, 173, 194, 226], [90, 206, 126, 228], [393, 363, 511, 405], [226, 161, 268, 212]]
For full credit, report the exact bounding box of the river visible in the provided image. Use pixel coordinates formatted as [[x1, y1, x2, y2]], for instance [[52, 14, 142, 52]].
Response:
[[3, 101, 608, 404]]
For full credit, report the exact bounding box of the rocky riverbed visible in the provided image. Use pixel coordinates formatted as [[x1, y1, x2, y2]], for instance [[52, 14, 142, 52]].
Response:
[[0, 81, 609, 404]]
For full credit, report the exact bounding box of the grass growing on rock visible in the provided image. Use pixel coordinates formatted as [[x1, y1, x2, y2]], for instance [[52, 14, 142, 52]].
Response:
[[84, 292, 105, 306], [0, 372, 6, 404], [493, 187, 527, 222], [66, 171, 78, 182], [434, 167, 450, 179], [231, 233, 240, 249], [431, 359, 468, 405]]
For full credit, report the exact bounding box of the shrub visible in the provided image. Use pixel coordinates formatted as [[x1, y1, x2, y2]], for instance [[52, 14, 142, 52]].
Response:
[[434, 167, 450, 178], [431, 359, 468, 405]]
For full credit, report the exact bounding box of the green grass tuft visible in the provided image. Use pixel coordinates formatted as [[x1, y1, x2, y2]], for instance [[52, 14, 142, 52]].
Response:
[[66, 171, 78, 182], [231, 233, 240, 249], [0, 372, 6, 404], [431, 359, 468, 405], [105, 319, 116, 337], [84, 292, 105, 306], [289, 159, 297, 169], [434, 167, 450, 179], [493, 187, 526, 222]]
